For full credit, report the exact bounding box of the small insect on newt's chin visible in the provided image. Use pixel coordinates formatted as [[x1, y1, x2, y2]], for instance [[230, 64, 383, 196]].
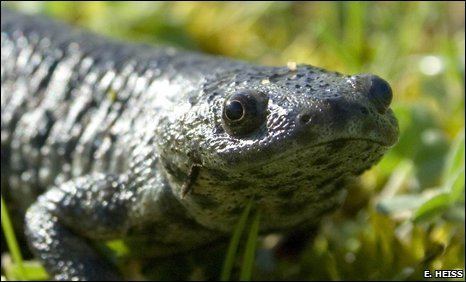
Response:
[[2, 8, 398, 280]]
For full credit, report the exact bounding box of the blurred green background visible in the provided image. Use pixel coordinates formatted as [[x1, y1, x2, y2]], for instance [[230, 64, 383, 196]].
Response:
[[2, 1, 465, 281]]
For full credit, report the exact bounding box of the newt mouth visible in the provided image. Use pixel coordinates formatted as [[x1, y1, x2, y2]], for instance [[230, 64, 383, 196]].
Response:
[[314, 136, 396, 148]]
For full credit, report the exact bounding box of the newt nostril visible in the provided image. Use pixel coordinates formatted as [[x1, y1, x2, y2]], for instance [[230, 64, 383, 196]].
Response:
[[367, 75, 392, 114]]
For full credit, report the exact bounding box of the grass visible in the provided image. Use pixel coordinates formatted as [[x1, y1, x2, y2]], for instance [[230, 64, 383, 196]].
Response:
[[1, 196, 25, 279], [2, 1, 465, 281], [239, 208, 260, 281], [221, 200, 253, 281], [220, 199, 261, 281], [1, 197, 48, 281]]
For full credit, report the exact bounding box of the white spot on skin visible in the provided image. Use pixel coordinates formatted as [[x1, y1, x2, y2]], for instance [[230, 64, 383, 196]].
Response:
[[347, 77, 357, 89], [287, 61, 297, 71]]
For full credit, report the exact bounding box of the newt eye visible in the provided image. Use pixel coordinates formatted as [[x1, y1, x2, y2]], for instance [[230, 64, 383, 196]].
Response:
[[222, 90, 268, 137], [224, 100, 244, 121]]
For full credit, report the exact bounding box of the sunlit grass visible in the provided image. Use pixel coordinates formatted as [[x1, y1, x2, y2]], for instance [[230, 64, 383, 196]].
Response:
[[1, 197, 48, 280], [1, 196, 24, 279]]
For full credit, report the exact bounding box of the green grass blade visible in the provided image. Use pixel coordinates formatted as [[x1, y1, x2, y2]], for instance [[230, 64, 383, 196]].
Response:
[[345, 2, 366, 66], [413, 193, 451, 223], [1, 196, 25, 279], [4, 260, 48, 281], [239, 210, 261, 282], [220, 200, 253, 281], [443, 128, 465, 182], [448, 168, 465, 202]]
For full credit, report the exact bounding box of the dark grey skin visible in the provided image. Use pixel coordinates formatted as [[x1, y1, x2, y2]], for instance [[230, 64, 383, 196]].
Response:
[[1, 9, 399, 280]]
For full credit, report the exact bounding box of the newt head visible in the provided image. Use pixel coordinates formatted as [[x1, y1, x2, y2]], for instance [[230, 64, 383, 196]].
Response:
[[156, 64, 399, 232]]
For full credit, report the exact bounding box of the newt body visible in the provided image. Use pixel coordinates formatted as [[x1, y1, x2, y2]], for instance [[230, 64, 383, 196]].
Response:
[[1, 9, 398, 280]]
